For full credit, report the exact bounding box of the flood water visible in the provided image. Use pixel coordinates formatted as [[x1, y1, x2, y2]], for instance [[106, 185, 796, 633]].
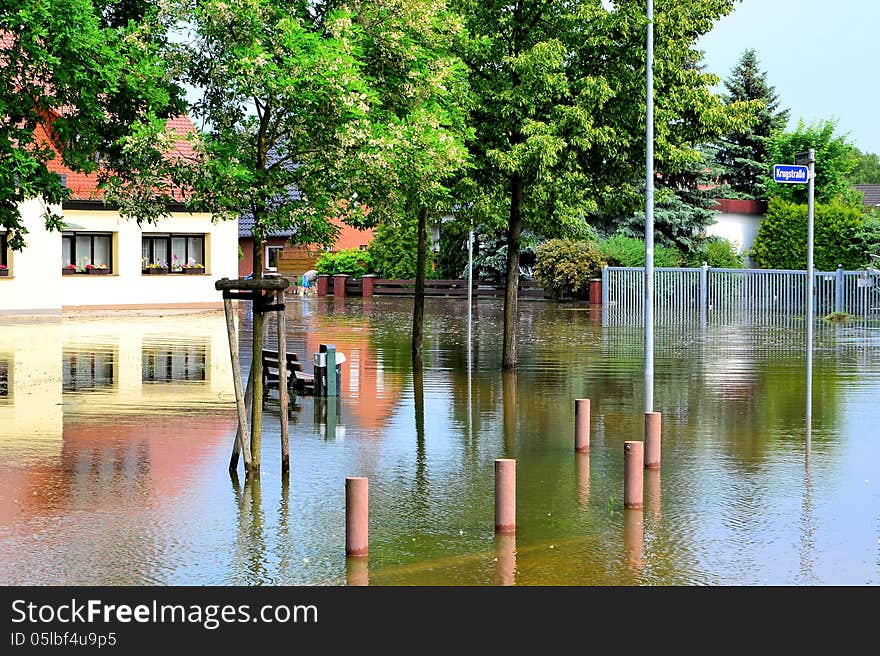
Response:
[[1, 298, 879, 585]]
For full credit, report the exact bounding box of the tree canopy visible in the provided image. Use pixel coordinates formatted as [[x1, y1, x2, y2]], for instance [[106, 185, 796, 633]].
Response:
[[0, 0, 182, 249], [712, 48, 789, 199]]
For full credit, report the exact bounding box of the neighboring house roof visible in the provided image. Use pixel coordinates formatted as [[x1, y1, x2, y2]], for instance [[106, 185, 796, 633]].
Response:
[[238, 214, 297, 238], [855, 185, 880, 208]]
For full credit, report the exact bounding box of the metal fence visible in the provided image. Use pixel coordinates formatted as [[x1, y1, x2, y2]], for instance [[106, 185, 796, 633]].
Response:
[[602, 264, 880, 326]]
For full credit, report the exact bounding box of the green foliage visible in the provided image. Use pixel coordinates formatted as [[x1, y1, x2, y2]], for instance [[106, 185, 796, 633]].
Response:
[[685, 237, 743, 269], [472, 230, 509, 283], [316, 248, 374, 277], [598, 234, 682, 268], [368, 217, 433, 279], [534, 239, 604, 300], [752, 197, 866, 270], [0, 0, 182, 249], [855, 212, 880, 259], [712, 49, 789, 199], [849, 147, 880, 185], [764, 120, 859, 204]]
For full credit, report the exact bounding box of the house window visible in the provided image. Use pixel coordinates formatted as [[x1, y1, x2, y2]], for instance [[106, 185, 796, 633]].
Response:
[[142, 234, 205, 272], [0, 357, 10, 402], [142, 343, 207, 382], [266, 246, 283, 272], [358, 244, 367, 251], [61, 232, 113, 273], [1, 232, 8, 269], [62, 351, 115, 391]]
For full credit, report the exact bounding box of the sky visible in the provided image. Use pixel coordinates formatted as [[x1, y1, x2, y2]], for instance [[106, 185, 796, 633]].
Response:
[[698, 0, 880, 155]]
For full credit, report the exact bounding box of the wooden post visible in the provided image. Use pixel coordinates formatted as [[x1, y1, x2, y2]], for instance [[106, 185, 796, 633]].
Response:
[[223, 297, 252, 474], [277, 290, 289, 473], [229, 365, 253, 472], [251, 292, 266, 474]]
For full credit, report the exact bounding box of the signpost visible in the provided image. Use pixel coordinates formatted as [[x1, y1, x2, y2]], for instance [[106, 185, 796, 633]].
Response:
[[774, 151, 816, 448]]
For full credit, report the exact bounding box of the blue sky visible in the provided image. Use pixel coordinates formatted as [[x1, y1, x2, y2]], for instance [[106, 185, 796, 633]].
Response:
[[699, 0, 880, 154]]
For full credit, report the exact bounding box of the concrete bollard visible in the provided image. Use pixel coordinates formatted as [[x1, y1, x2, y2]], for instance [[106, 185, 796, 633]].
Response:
[[333, 274, 348, 298], [317, 274, 329, 297], [623, 441, 643, 509], [361, 274, 375, 298], [644, 411, 662, 470], [494, 533, 516, 586], [345, 477, 368, 557], [495, 459, 516, 534], [575, 399, 590, 452]]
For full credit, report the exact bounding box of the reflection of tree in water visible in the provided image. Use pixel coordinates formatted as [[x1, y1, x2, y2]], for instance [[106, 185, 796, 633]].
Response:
[[230, 474, 268, 585]]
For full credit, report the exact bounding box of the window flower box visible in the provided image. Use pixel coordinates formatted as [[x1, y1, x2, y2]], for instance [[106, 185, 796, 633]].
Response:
[[181, 265, 205, 274], [0, 267, 8, 277], [86, 265, 110, 274], [62, 265, 76, 275], [143, 266, 169, 275]]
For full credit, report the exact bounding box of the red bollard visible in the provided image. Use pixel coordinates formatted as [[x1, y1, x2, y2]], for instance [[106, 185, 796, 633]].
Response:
[[575, 399, 590, 452], [333, 274, 348, 298], [345, 477, 368, 557], [317, 275, 329, 297], [644, 411, 662, 470], [589, 278, 602, 305], [494, 533, 516, 586], [361, 274, 375, 298], [495, 459, 516, 534], [623, 441, 643, 509]]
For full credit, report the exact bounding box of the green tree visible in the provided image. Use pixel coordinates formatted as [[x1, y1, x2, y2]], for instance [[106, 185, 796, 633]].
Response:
[[344, 0, 470, 368], [764, 120, 859, 204], [0, 0, 182, 249], [848, 147, 880, 185], [713, 48, 789, 199], [452, 0, 754, 369]]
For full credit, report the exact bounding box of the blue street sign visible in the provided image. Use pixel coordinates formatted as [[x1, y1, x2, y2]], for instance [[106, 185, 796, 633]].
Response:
[[773, 164, 809, 184]]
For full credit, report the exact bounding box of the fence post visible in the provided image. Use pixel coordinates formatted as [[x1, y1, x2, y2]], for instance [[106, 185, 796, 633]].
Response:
[[835, 264, 844, 313], [699, 261, 708, 325]]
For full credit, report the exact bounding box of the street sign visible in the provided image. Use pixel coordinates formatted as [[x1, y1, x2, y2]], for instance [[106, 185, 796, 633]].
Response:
[[773, 164, 809, 184]]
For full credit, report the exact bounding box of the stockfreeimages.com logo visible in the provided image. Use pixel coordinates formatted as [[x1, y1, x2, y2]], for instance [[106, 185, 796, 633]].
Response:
[[11, 599, 318, 631]]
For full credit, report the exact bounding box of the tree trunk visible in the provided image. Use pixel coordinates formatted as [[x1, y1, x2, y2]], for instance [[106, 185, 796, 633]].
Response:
[[411, 206, 429, 371], [502, 174, 523, 370], [250, 236, 265, 476]]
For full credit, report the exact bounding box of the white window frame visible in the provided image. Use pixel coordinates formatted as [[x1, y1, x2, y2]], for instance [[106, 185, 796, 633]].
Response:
[[266, 245, 283, 272]]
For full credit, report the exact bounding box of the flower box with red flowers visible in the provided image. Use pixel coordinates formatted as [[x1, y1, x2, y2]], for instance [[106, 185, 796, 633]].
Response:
[[85, 264, 110, 274]]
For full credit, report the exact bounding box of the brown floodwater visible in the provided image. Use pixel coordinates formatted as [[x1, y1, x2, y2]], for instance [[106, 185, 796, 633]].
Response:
[[0, 298, 878, 585]]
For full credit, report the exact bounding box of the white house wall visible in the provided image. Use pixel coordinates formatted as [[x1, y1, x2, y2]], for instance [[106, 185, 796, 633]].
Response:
[[0, 198, 63, 315], [1, 205, 238, 314], [706, 212, 763, 257]]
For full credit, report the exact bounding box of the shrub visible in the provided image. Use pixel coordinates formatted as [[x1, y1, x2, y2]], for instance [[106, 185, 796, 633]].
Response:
[[316, 248, 374, 277], [534, 239, 605, 300], [598, 234, 682, 268], [685, 237, 743, 268], [752, 197, 866, 270]]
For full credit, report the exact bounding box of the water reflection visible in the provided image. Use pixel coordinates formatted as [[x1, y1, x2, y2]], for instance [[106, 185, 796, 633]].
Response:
[[494, 533, 516, 586], [0, 300, 879, 585], [346, 557, 369, 586]]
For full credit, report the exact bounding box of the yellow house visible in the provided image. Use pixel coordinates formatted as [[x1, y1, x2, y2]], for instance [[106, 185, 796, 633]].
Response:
[[0, 117, 238, 316]]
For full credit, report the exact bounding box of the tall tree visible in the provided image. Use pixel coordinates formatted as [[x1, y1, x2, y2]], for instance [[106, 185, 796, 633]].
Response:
[[713, 48, 789, 199], [344, 0, 470, 370], [452, 0, 754, 368], [0, 0, 182, 249]]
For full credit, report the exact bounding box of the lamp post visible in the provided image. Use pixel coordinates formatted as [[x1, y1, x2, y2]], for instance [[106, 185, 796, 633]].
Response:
[[602, 0, 655, 415]]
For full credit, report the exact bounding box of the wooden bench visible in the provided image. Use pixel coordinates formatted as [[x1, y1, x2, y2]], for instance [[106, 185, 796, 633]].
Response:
[[262, 349, 315, 396]]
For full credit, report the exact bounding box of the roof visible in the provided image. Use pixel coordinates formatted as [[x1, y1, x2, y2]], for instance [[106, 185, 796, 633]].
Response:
[[238, 214, 297, 238], [855, 185, 880, 208]]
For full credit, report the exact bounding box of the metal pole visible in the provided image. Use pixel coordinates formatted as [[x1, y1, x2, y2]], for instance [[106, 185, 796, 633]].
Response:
[[467, 228, 474, 347], [644, 0, 655, 414], [806, 148, 815, 437]]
